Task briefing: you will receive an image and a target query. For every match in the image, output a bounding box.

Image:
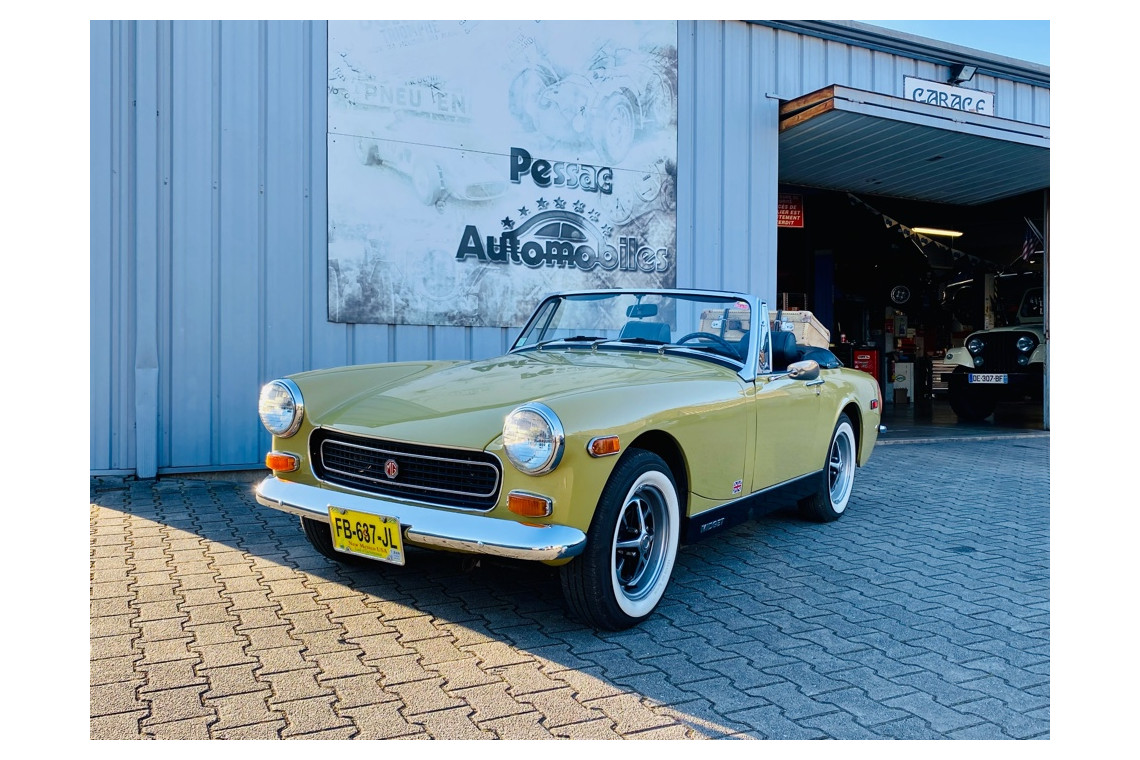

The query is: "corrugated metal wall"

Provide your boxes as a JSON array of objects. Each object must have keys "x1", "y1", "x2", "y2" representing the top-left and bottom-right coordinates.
[{"x1": 89, "y1": 20, "x2": 1049, "y2": 477}]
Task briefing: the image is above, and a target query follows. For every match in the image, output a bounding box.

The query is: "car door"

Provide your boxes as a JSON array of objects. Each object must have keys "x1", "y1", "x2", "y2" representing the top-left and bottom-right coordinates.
[{"x1": 751, "y1": 369, "x2": 824, "y2": 491}]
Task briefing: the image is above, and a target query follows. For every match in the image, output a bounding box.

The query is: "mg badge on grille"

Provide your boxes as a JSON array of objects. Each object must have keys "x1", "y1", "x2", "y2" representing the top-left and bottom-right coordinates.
[{"x1": 384, "y1": 459, "x2": 399, "y2": 479}]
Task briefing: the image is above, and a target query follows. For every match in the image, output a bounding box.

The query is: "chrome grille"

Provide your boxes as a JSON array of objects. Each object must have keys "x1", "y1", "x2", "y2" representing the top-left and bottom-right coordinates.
[{"x1": 311, "y1": 430, "x2": 501, "y2": 510}]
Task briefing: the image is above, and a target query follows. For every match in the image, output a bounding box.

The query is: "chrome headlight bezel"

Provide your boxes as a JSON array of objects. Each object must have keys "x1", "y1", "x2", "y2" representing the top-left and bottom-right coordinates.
[
  {"x1": 966, "y1": 337, "x2": 984, "y2": 354},
  {"x1": 259, "y1": 379, "x2": 305, "y2": 438},
  {"x1": 1016, "y1": 335, "x2": 1036, "y2": 352},
  {"x1": 503, "y1": 402, "x2": 565, "y2": 475}
]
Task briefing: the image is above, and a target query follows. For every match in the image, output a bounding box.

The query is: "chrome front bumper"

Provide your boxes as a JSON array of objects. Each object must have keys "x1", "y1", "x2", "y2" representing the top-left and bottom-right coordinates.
[{"x1": 255, "y1": 476, "x2": 587, "y2": 562}]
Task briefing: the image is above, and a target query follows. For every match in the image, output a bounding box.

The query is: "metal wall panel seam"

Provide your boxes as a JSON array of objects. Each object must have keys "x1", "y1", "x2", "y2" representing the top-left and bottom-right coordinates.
[
  {"x1": 210, "y1": 20, "x2": 223, "y2": 467},
  {"x1": 133, "y1": 21, "x2": 161, "y2": 479},
  {"x1": 675, "y1": 21, "x2": 695, "y2": 291},
  {"x1": 302, "y1": 20, "x2": 314, "y2": 374},
  {"x1": 217, "y1": 21, "x2": 263, "y2": 467},
  {"x1": 258, "y1": 19, "x2": 269, "y2": 452},
  {"x1": 158, "y1": 20, "x2": 174, "y2": 469},
  {"x1": 115, "y1": 20, "x2": 134, "y2": 471},
  {"x1": 751, "y1": 22, "x2": 780, "y2": 307},
  {"x1": 90, "y1": 20, "x2": 114, "y2": 470}
]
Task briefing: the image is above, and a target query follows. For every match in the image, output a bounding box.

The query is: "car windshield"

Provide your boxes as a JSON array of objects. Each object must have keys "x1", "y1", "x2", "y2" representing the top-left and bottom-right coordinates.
[{"x1": 512, "y1": 291, "x2": 753, "y2": 364}]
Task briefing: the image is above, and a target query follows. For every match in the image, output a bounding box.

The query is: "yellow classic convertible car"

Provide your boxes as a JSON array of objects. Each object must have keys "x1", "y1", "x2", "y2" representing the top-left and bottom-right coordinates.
[{"x1": 256, "y1": 289, "x2": 882, "y2": 629}]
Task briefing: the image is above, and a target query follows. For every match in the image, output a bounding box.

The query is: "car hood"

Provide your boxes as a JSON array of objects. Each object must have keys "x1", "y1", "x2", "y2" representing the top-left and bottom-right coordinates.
[{"x1": 295, "y1": 349, "x2": 735, "y2": 449}]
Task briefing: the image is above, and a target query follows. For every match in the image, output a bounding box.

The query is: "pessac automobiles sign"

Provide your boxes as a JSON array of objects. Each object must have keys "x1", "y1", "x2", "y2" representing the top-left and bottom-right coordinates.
[
  {"x1": 455, "y1": 146, "x2": 671, "y2": 275},
  {"x1": 326, "y1": 21, "x2": 678, "y2": 327}
]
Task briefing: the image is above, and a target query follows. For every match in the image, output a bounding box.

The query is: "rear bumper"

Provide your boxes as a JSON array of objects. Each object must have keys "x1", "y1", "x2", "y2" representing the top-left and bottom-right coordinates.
[{"x1": 255, "y1": 476, "x2": 587, "y2": 562}]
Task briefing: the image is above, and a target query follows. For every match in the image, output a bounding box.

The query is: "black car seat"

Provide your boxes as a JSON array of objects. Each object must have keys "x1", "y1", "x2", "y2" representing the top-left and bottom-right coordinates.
[
  {"x1": 771, "y1": 330, "x2": 800, "y2": 371},
  {"x1": 619, "y1": 321, "x2": 671, "y2": 343}
]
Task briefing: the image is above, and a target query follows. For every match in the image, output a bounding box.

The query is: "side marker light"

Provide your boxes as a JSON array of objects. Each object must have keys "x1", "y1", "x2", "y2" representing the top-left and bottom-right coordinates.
[{"x1": 588, "y1": 436, "x2": 621, "y2": 457}]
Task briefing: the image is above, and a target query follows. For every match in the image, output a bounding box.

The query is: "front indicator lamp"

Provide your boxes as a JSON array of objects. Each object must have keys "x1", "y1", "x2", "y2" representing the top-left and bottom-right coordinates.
[
  {"x1": 266, "y1": 451, "x2": 299, "y2": 473},
  {"x1": 508, "y1": 491, "x2": 553, "y2": 517},
  {"x1": 1017, "y1": 355, "x2": 1030, "y2": 366},
  {"x1": 973, "y1": 356, "x2": 984, "y2": 368}
]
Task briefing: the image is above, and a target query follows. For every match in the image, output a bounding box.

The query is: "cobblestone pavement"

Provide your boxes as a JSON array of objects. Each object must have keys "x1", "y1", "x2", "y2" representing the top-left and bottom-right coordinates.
[{"x1": 90, "y1": 437, "x2": 1049, "y2": 739}]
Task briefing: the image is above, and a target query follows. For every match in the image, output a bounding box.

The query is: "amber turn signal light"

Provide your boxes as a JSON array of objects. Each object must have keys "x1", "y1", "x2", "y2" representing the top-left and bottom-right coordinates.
[
  {"x1": 588, "y1": 435, "x2": 620, "y2": 457},
  {"x1": 508, "y1": 491, "x2": 552, "y2": 518},
  {"x1": 266, "y1": 451, "x2": 299, "y2": 473}
]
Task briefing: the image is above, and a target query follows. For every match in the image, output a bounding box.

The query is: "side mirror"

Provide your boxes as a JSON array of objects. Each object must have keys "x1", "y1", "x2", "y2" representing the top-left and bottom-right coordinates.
[{"x1": 787, "y1": 359, "x2": 820, "y2": 381}]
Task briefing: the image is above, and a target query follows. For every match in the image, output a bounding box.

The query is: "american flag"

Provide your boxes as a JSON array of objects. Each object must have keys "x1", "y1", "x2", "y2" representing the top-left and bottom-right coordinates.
[{"x1": 1020, "y1": 226, "x2": 1039, "y2": 261}]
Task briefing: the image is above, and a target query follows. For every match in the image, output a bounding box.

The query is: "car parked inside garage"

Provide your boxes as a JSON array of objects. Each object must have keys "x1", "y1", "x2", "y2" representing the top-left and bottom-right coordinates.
[{"x1": 944, "y1": 286, "x2": 1045, "y2": 421}]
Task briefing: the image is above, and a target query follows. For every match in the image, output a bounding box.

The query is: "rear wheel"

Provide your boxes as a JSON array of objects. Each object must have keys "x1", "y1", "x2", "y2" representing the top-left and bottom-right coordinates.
[
  {"x1": 560, "y1": 449, "x2": 680, "y2": 630},
  {"x1": 799, "y1": 413, "x2": 857, "y2": 522}
]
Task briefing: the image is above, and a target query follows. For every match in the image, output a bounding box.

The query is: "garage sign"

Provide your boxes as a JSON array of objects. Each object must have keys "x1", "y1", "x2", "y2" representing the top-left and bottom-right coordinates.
[{"x1": 903, "y1": 76, "x2": 995, "y2": 116}]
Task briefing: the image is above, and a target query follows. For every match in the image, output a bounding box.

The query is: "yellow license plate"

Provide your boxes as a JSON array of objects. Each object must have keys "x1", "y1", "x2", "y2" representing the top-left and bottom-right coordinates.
[{"x1": 328, "y1": 507, "x2": 405, "y2": 565}]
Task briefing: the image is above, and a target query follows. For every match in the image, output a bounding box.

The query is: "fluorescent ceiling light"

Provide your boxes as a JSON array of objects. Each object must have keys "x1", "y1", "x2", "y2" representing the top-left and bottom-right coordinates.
[{"x1": 911, "y1": 227, "x2": 963, "y2": 238}]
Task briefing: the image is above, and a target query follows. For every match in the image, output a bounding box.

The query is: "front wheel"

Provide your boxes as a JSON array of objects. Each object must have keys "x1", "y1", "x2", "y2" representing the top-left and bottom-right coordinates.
[
  {"x1": 560, "y1": 449, "x2": 680, "y2": 630},
  {"x1": 301, "y1": 516, "x2": 367, "y2": 566},
  {"x1": 798, "y1": 413, "x2": 857, "y2": 522},
  {"x1": 948, "y1": 375, "x2": 996, "y2": 422}
]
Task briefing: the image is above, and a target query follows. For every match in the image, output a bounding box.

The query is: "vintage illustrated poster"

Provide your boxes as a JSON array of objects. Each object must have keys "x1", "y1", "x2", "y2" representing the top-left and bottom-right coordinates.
[{"x1": 327, "y1": 20, "x2": 679, "y2": 326}]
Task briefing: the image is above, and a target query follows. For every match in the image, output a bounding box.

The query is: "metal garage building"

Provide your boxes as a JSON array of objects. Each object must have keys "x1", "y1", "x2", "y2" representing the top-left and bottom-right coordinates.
[{"x1": 90, "y1": 20, "x2": 1050, "y2": 478}]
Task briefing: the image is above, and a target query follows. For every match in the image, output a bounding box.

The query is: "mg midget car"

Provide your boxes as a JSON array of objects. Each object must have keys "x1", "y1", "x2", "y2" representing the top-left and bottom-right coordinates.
[{"x1": 256, "y1": 289, "x2": 882, "y2": 630}]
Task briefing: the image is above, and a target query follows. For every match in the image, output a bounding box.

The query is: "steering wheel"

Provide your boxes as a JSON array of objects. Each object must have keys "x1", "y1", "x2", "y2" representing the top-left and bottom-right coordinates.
[{"x1": 675, "y1": 332, "x2": 738, "y2": 357}]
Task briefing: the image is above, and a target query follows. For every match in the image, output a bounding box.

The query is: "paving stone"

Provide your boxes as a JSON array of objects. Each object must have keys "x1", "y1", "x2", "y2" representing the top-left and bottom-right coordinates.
[
  {"x1": 90, "y1": 711, "x2": 148, "y2": 739},
  {"x1": 90, "y1": 680, "x2": 146, "y2": 716},
  {"x1": 478, "y1": 710, "x2": 555, "y2": 739},
  {"x1": 548, "y1": 717, "x2": 622, "y2": 739},
  {"x1": 143, "y1": 715, "x2": 215, "y2": 739},
  {"x1": 883, "y1": 691, "x2": 984, "y2": 733},
  {"x1": 140, "y1": 685, "x2": 213, "y2": 724},
  {"x1": 322, "y1": 672, "x2": 398, "y2": 709},
  {"x1": 206, "y1": 690, "x2": 285, "y2": 730},
  {"x1": 586, "y1": 692, "x2": 677, "y2": 734},
  {"x1": 275, "y1": 695, "x2": 355, "y2": 737},
  {"x1": 200, "y1": 663, "x2": 270, "y2": 699},
  {"x1": 338, "y1": 702, "x2": 426, "y2": 739},
  {"x1": 138, "y1": 659, "x2": 208, "y2": 692},
  {"x1": 725, "y1": 703, "x2": 828, "y2": 739}
]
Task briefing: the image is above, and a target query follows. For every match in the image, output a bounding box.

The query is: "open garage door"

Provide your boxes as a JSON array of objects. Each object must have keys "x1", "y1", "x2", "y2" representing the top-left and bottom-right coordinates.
[
  {"x1": 778, "y1": 85, "x2": 1048, "y2": 206},
  {"x1": 775, "y1": 85, "x2": 1050, "y2": 429}
]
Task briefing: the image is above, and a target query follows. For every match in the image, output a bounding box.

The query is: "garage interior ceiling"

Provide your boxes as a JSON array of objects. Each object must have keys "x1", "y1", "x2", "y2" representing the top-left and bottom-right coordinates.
[{"x1": 778, "y1": 85, "x2": 1049, "y2": 207}]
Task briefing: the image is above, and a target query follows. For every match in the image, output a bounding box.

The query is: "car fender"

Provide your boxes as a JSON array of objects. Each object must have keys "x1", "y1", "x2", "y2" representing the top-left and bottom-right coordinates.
[{"x1": 943, "y1": 348, "x2": 974, "y2": 369}]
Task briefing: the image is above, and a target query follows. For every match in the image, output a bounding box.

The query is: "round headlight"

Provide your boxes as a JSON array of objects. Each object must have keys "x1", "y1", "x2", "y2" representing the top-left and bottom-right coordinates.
[
  {"x1": 966, "y1": 337, "x2": 984, "y2": 354},
  {"x1": 1016, "y1": 335, "x2": 1035, "y2": 352},
  {"x1": 503, "y1": 403, "x2": 565, "y2": 475},
  {"x1": 259, "y1": 379, "x2": 304, "y2": 438}
]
